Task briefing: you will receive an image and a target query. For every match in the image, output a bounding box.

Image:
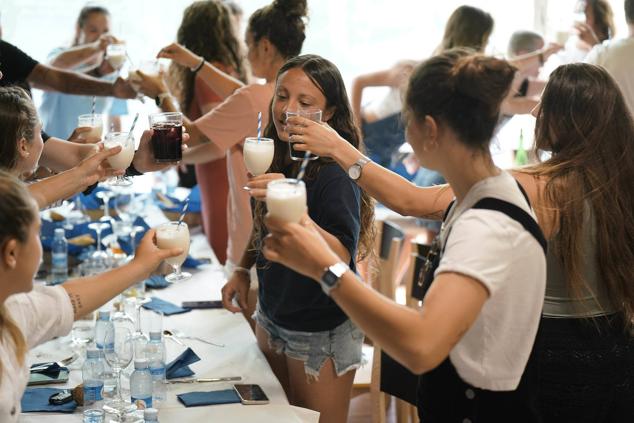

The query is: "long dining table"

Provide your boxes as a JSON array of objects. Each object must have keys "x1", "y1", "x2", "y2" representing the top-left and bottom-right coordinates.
[{"x1": 23, "y1": 207, "x2": 319, "y2": 422}]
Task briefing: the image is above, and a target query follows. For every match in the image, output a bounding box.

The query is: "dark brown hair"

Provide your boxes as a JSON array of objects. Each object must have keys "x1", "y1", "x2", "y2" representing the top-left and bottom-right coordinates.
[
  {"x1": 586, "y1": 0, "x2": 616, "y2": 41},
  {"x1": 73, "y1": 5, "x2": 110, "y2": 46},
  {"x1": 253, "y1": 54, "x2": 375, "y2": 262},
  {"x1": 168, "y1": 0, "x2": 247, "y2": 113},
  {"x1": 248, "y1": 0, "x2": 308, "y2": 59},
  {"x1": 0, "y1": 169, "x2": 36, "y2": 377},
  {"x1": 405, "y1": 48, "x2": 516, "y2": 151},
  {"x1": 0, "y1": 86, "x2": 39, "y2": 172},
  {"x1": 626, "y1": 0, "x2": 634, "y2": 24},
  {"x1": 438, "y1": 5, "x2": 494, "y2": 53},
  {"x1": 525, "y1": 63, "x2": 634, "y2": 325}
]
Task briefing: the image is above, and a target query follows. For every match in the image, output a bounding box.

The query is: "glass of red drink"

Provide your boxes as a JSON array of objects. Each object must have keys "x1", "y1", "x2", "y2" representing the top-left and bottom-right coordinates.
[{"x1": 149, "y1": 112, "x2": 183, "y2": 163}]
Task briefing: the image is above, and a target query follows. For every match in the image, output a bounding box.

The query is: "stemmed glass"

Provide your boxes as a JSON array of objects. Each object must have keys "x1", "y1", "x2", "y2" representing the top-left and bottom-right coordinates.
[
  {"x1": 104, "y1": 132, "x2": 135, "y2": 187},
  {"x1": 156, "y1": 221, "x2": 191, "y2": 282},
  {"x1": 87, "y1": 222, "x2": 110, "y2": 269},
  {"x1": 103, "y1": 325, "x2": 135, "y2": 418},
  {"x1": 123, "y1": 297, "x2": 149, "y2": 357},
  {"x1": 97, "y1": 191, "x2": 116, "y2": 221}
]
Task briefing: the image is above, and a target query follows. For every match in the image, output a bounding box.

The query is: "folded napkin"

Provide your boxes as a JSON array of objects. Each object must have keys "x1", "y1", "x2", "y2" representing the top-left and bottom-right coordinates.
[
  {"x1": 80, "y1": 187, "x2": 115, "y2": 210},
  {"x1": 157, "y1": 185, "x2": 202, "y2": 213},
  {"x1": 144, "y1": 275, "x2": 170, "y2": 289},
  {"x1": 40, "y1": 220, "x2": 112, "y2": 256},
  {"x1": 166, "y1": 348, "x2": 201, "y2": 379},
  {"x1": 143, "y1": 297, "x2": 191, "y2": 315},
  {"x1": 177, "y1": 389, "x2": 240, "y2": 407},
  {"x1": 183, "y1": 256, "x2": 205, "y2": 269},
  {"x1": 21, "y1": 388, "x2": 77, "y2": 413},
  {"x1": 29, "y1": 362, "x2": 66, "y2": 378}
]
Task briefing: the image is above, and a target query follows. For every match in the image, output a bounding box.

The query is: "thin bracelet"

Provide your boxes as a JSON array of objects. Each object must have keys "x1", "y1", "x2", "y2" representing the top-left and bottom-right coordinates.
[
  {"x1": 191, "y1": 57, "x2": 205, "y2": 74},
  {"x1": 233, "y1": 266, "x2": 251, "y2": 276}
]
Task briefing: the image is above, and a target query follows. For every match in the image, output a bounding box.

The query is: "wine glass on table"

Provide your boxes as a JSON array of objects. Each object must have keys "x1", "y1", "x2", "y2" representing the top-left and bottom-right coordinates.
[{"x1": 103, "y1": 325, "x2": 135, "y2": 419}]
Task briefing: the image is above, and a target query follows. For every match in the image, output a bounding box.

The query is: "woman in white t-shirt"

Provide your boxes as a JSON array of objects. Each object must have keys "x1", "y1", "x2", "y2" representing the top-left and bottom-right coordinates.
[
  {"x1": 259, "y1": 49, "x2": 547, "y2": 422},
  {"x1": 0, "y1": 170, "x2": 182, "y2": 422}
]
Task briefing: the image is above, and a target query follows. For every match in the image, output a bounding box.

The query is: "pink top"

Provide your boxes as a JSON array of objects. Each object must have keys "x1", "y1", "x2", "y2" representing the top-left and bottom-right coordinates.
[{"x1": 194, "y1": 82, "x2": 274, "y2": 264}]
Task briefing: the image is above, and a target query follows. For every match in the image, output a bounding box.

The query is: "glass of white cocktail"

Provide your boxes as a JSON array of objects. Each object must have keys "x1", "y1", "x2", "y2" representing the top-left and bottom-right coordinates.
[
  {"x1": 156, "y1": 221, "x2": 191, "y2": 282},
  {"x1": 103, "y1": 132, "x2": 135, "y2": 187},
  {"x1": 266, "y1": 178, "x2": 307, "y2": 223}
]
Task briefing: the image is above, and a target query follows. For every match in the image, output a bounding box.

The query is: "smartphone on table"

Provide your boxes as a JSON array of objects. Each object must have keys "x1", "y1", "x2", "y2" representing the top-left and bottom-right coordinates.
[
  {"x1": 233, "y1": 384, "x2": 269, "y2": 405},
  {"x1": 181, "y1": 300, "x2": 223, "y2": 309}
]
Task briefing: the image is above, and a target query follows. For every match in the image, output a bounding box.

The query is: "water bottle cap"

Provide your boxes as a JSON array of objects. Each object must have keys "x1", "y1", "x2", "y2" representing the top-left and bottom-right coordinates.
[
  {"x1": 149, "y1": 331, "x2": 162, "y2": 341},
  {"x1": 86, "y1": 349, "x2": 100, "y2": 359},
  {"x1": 134, "y1": 358, "x2": 149, "y2": 369},
  {"x1": 144, "y1": 408, "x2": 159, "y2": 419},
  {"x1": 97, "y1": 310, "x2": 110, "y2": 320},
  {"x1": 54, "y1": 228, "x2": 65, "y2": 237}
]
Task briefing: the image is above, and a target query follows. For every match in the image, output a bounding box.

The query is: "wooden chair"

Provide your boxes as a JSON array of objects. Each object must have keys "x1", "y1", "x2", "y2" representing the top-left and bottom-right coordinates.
[{"x1": 352, "y1": 221, "x2": 405, "y2": 422}]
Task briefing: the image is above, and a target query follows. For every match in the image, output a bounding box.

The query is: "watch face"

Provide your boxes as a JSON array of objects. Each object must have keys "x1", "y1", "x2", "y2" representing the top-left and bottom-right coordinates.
[
  {"x1": 348, "y1": 164, "x2": 361, "y2": 180},
  {"x1": 322, "y1": 271, "x2": 339, "y2": 287}
]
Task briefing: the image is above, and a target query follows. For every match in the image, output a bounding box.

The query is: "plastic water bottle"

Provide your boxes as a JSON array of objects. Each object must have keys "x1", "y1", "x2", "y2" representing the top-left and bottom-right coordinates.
[
  {"x1": 145, "y1": 332, "x2": 166, "y2": 404},
  {"x1": 130, "y1": 359, "x2": 153, "y2": 409},
  {"x1": 51, "y1": 228, "x2": 68, "y2": 285},
  {"x1": 94, "y1": 310, "x2": 114, "y2": 350},
  {"x1": 144, "y1": 408, "x2": 159, "y2": 422},
  {"x1": 82, "y1": 349, "x2": 105, "y2": 406}
]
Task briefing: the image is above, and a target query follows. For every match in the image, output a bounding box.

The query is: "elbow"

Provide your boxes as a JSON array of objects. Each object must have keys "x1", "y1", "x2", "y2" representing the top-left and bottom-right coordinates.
[{"x1": 402, "y1": 344, "x2": 444, "y2": 375}]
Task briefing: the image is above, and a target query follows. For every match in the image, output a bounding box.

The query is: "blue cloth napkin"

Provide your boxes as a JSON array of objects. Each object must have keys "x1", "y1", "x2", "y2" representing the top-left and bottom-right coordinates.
[
  {"x1": 177, "y1": 389, "x2": 240, "y2": 407},
  {"x1": 40, "y1": 219, "x2": 113, "y2": 256},
  {"x1": 143, "y1": 297, "x2": 191, "y2": 316},
  {"x1": 21, "y1": 388, "x2": 77, "y2": 413},
  {"x1": 29, "y1": 362, "x2": 66, "y2": 378},
  {"x1": 144, "y1": 275, "x2": 170, "y2": 289},
  {"x1": 80, "y1": 186, "x2": 115, "y2": 210},
  {"x1": 183, "y1": 256, "x2": 204, "y2": 268},
  {"x1": 166, "y1": 348, "x2": 201, "y2": 379},
  {"x1": 156, "y1": 186, "x2": 202, "y2": 213}
]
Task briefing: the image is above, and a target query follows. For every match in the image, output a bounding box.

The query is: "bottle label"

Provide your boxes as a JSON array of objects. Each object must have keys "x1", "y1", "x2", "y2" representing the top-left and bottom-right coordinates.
[
  {"x1": 131, "y1": 396, "x2": 152, "y2": 409},
  {"x1": 52, "y1": 252, "x2": 68, "y2": 268},
  {"x1": 150, "y1": 365, "x2": 165, "y2": 379},
  {"x1": 96, "y1": 341, "x2": 114, "y2": 350},
  {"x1": 83, "y1": 382, "x2": 104, "y2": 402}
]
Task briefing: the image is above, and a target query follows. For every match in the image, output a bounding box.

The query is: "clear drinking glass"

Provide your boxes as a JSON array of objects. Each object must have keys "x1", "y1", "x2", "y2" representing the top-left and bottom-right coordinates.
[
  {"x1": 156, "y1": 221, "x2": 191, "y2": 282},
  {"x1": 78, "y1": 114, "x2": 104, "y2": 142},
  {"x1": 106, "y1": 44, "x2": 127, "y2": 70},
  {"x1": 266, "y1": 179, "x2": 307, "y2": 223},
  {"x1": 87, "y1": 222, "x2": 110, "y2": 268},
  {"x1": 285, "y1": 108, "x2": 322, "y2": 161},
  {"x1": 103, "y1": 325, "x2": 135, "y2": 418},
  {"x1": 104, "y1": 132, "x2": 135, "y2": 187},
  {"x1": 96, "y1": 191, "x2": 116, "y2": 222}
]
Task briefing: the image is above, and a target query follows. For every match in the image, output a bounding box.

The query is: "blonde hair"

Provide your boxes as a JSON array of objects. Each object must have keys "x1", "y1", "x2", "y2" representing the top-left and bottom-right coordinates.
[{"x1": 0, "y1": 169, "x2": 35, "y2": 378}]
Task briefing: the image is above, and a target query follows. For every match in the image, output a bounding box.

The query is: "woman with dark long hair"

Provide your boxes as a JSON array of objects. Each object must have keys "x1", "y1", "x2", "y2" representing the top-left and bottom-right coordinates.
[{"x1": 226, "y1": 54, "x2": 375, "y2": 422}]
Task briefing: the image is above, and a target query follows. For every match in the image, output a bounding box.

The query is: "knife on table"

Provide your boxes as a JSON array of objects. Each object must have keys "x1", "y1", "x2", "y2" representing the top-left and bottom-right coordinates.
[{"x1": 166, "y1": 376, "x2": 242, "y2": 384}]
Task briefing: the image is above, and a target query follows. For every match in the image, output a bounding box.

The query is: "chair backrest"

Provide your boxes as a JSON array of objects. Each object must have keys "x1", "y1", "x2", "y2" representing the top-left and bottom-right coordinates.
[
  {"x1": 372, "y1": 220, "x2": 405, "y2": 298},
  {"x1": 405, "y1": 240, "x2": 431, "y2": 306}
]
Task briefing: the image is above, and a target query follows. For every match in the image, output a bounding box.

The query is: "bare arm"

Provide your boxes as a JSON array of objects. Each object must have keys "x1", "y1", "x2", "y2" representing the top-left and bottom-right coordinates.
[
  {"x1": 28, "y1": 146, "x2": 123, "y2": 209},
  {"x1": 39, "y1": 137, "x2": 98, "y2": 172},
  {"x1": 49, "y1": 44, "x2": 102, "y2": 69},
  {"x1": 63, "y1": 229, "x2": 181, "y2": 319},
  {"x1": 157, "y1": 42, "x2": 244, "y2": 100},
  {"x1": 263, "y1": 217, "x2": 488, "y2": 374},
  {"x1": 27, "y1": 63, "x2": 135, "y2": 98}
]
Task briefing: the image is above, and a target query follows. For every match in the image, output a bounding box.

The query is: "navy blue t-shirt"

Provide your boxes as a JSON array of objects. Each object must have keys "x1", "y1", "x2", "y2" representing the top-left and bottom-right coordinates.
[{"x1": 256, "y1": 162, "x2": 361, "y2": 332}]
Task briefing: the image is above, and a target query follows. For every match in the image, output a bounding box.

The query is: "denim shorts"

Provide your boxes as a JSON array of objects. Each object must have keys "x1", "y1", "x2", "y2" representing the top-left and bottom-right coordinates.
[{"x1": 254, "y1": 306, "x2": 365, "y2": 380}]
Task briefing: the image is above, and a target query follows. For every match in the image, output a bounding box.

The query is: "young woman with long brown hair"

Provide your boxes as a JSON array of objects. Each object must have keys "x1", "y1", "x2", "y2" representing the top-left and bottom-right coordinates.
[
  {"x1": 273, "y1": 59, "x2": 634, "y2": 421},
  {"x1": 223, "y1": 54, "x2": 375, "y2": 422}
]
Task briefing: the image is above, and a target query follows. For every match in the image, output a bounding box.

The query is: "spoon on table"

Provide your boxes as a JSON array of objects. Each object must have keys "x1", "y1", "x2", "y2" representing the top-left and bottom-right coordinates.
[
  {"x1": 162, "y1": 330, "x2": 186, "y2": 346},
  {"x1": 164, "y1": 329, "x2": 225, "y2": 348}
]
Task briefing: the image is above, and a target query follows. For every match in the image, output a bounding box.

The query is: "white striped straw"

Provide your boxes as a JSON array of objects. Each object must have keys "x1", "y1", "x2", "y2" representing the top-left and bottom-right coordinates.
[
  {"x1": 296, "y1": 151, "x2": 311, "y2": 180},
  {"x1": 257, "y1": 111, "x2": 262, "y2": 142},
  {"x1": 91, "y1": 96, "x2": 96, "y2": 116}
]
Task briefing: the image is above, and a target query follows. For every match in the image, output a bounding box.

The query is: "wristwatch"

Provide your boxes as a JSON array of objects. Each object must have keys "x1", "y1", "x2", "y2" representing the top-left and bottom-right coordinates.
[
  {"x1": 348, "y1": 156, "x2": 370, "y2": 181},
  {"x1": 319, "y1": 262, "x2": 349, "y2": 296}
]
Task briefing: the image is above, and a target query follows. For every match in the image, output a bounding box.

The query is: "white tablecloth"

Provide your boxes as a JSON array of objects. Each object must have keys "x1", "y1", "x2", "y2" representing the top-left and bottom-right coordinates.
[{"x1": 22, "y1": 233, "x2": 318, "y2": 423}]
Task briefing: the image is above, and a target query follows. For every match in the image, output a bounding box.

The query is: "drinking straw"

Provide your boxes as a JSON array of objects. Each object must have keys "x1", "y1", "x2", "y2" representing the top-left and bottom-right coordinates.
[
  {"x1": 257, "y1": 111, "x2": 262, "y2": 142},
  {"x1": 127, "y1": 113, "x2": 140, "y2": 140},
  {"x1": 296, "y1": 151, "x2": 311, "y2": 180},
  {"x1": 177, "y1": 198, "x2": 190, "y2": 227},
  {"x1": 91, "y1": 96, "x2": 96, "y2": 116}
]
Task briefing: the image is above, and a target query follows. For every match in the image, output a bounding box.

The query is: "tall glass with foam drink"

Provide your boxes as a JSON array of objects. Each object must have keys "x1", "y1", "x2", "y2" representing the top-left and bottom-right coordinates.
[
  {"x1": 106, "y1": 44, "x2": 127, "y2": 70},
  {"x1": 78, "y1": 114, "x2": 104, "y2": 142},
  {"x1": 266, "y1": 179, "x2": 307, "y2": 223},
  {"x1": 103, "y1": 132, "x2": 135, "y2": 186},
  {"x1": 243, "y1": 137, "x2": 274, "y2": 176},
  {"x1": 156, "y1": 221, "x2": 191, "y2": 282}
]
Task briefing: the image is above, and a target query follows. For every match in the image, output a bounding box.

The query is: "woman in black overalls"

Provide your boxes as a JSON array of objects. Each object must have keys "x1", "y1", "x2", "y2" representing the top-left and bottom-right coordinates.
[{"x1": 261, "y1": 48, "x2": 548, "y2": 423}]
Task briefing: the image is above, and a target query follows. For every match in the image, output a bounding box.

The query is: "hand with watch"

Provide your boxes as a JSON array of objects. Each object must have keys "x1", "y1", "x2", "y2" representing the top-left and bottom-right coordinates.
[{"x1": 262, "y1": 214, "x2": 351, "y2": 295}]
